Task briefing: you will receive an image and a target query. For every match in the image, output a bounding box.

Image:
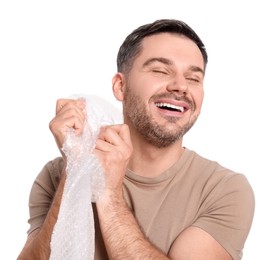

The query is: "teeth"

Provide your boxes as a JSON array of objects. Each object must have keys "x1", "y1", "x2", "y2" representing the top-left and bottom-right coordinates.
[{"x1": 155, "y1": 102, "x2": 184, "y2": 112}]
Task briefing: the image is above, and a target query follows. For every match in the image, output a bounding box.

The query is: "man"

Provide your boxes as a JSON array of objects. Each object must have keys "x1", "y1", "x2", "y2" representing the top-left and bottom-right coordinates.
[{"x1": 18, "y1": 19, "x2": 255, "y2": 259}]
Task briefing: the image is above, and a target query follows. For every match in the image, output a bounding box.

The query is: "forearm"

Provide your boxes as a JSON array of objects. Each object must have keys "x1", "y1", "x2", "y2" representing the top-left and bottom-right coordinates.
[
  {"x1": 96, "y1": 190, "x2": 169, "y2": 260},
  {"x1": 17, "y1": 171, "x2": 66, "y2": 260}
]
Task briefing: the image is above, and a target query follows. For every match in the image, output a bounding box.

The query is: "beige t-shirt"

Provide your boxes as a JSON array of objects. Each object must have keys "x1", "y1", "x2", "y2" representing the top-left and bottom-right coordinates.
[{"x1": 27, "y1": 148, "x2": 255, "y2": 260}]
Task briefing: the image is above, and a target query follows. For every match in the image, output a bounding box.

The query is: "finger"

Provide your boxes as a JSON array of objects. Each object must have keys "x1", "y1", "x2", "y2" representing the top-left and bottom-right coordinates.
[
  {"x1": 97, "y1": 127, "x2": 124, "y2": 146},
  {"x1": 55, "y1": 99, "x2": 86, "y2": 126},
  {"x1": 94, "y1": 139, "x2": 114, "y2": 152},
  {"x1": 56, "y1": 106, "x2": 86, "y2": 125},
  {"x1": 49, "y1": 113, "x2": 85, "y2": 141},
  {"x1": 56, "y1": 99, "x2": 73, "y2": 114},
  {"x1": 56, "y1": 98, "x2": 85, "y2": 115},
  {"x1": 116, "y1": 124, "x2": 132, "y2": 147},
  {"x1": 63, "y1": 115, "x2": 85, "y2": 135},
  {"x1": 49, "y1": 103, "x2": 87, "y2": 144},
  {"x1": 98, "y1": 124, "x2": 132, "y2": 147}
]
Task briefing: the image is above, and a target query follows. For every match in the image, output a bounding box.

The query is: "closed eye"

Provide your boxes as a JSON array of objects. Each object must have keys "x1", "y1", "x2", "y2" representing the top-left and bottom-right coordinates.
[
  {"x1": 152, "y1": 69, "x2": 168, "y2": 75},
  {"x1": 187, "y1": 77, "x2": 200, "y2": 82}
]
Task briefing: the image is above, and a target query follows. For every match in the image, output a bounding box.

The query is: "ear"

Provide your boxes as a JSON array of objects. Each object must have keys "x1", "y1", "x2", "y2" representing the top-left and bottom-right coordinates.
[{"x1": 112, "y1": 73, "x2": 125, "y2": 101}]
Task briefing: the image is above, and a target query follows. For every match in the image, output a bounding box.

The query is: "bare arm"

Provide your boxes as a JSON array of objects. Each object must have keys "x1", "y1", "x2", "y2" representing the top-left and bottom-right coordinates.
[
  {"x1": 18, "y1": 99, "x2": 86, "y2": 259},
  {"x1": 168, "y1": 226, "x2": 232, "y2": 260},
  {"x1": 97, "y1": 193, "x2": 232, "y2": 260},
  {"x1": 95, "y1": 124, "x2": 168, "y2": 259},
  {"x1": 96, "y1": 187, "x2": 168, "y2": 259},
  {"x1": 17, "y1": 171, "x2": 66, "y2": 260},
  {"x1": 94, "y1": 124, "x2": 232, "y2": 260}
]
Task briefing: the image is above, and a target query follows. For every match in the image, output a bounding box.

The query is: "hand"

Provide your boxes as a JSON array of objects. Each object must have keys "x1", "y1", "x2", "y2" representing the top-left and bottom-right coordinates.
[
  {"x1": 49, "y1": 98, "x2": 86, "y2": 157},
  {"x1": 93, "y1": 124, "x2": 133, "y2": 197}
]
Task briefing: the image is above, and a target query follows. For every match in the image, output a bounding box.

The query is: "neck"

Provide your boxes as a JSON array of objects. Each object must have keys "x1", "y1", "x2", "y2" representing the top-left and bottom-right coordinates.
[{"x1": 128, "y1": 137, "x2": 184, "y2": 177}]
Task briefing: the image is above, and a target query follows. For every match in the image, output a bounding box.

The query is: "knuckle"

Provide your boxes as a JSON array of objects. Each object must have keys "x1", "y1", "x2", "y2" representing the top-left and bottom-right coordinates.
[
  {"x1": 104, "y1": 150, "x2": 125, "y2": 165},
  {"x1": 49, "y1": 119, "x2": 56, "y2": 131},
  {"x1": 105, "y1": 127, "x2": 113, "y2": 135},
  {"x1": 113, "y1": 151, "x2": 125, "y2": 161},
  {"x1": 121, "y1": 123, "x2": 129, "y2": 131}
]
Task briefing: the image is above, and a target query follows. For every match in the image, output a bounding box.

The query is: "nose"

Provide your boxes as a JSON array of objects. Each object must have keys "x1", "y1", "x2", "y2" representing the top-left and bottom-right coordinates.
[{"x1": 166, "y1": 75, "x2": 188, "y2": 94}]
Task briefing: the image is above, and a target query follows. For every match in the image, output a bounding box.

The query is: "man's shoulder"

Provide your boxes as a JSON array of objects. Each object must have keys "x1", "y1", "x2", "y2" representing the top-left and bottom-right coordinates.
[
  {"x1": 35, "y1": 156, "x2": 64, "y2": 190},
  {"x1": 184, "y1": 148, "x2": 252, "y2": 189}
]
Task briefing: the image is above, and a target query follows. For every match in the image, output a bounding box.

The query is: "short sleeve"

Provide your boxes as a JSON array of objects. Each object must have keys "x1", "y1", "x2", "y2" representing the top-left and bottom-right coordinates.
[
  {"x1": 27, "y1": 157, "x2": 64, "y2": 235},
  {"x1": 192, "y1": 173, "x2": 255, "y2": 260}
]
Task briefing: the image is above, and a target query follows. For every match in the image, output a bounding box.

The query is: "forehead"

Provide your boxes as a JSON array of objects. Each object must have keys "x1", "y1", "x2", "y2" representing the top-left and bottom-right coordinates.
[{"x1": 137, "y1": 33, "x2": 204, "y2": 69}]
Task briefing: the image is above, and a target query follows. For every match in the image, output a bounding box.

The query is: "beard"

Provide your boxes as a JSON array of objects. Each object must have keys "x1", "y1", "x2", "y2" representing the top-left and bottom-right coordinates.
[{"x1": 123, "y1": 87, "x2": 199, "y2": 148}]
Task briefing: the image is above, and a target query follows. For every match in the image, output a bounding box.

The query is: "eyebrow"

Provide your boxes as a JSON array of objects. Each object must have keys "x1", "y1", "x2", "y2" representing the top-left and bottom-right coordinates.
[
  {"x1": 189, "y1": 65, "x2": 205, "y2": 75},
  {"x1": 142, "y1": 57, "x2": 173, "y2": 67},
  {"x1": 142, "y1": 57, "x2": 204, "y2": 75}
]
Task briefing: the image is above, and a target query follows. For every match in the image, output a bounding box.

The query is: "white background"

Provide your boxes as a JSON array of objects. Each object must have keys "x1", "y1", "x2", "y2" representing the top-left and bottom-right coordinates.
[{"x1": 1, "y1": 1, "x2": 276, "y2": 259}]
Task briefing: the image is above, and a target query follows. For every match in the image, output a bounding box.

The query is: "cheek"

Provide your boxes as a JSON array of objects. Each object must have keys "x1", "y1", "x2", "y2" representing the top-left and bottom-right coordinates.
[
  {"x1": 128, "y1": 77, "x2": 157, "y2": 99},
  {"x1": 193, "y1": 88, "x2": 204, "y2": 111},
  {"x1": 131, "y1": 70, "x2": 167, "y2": 93}
]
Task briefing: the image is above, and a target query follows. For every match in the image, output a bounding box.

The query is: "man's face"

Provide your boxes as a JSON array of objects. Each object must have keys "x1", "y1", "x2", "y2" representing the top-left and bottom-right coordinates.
[{"x1": 122, "y1": 33, "x2": 205, "y2": 148}]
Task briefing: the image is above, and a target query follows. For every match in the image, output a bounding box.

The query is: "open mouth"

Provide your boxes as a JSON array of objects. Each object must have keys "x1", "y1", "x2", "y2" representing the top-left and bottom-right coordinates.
[{"x1": 155, "y1": 102, "x2": 186, "y2": 113}]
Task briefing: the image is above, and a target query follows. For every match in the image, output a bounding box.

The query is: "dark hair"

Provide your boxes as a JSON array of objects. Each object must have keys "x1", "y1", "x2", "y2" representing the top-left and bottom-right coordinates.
[{"x1": 117, "y1": 19, "x2": 208, "y2": 74}]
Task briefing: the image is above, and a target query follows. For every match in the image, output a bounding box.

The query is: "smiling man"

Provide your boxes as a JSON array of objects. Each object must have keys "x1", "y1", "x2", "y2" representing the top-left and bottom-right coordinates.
[
  {"x1": 18, "y1": 19, "x2": 255, "y2": 260},
  {"x1": 119, "y1": 33, "x2": 204, "y2": 149}
]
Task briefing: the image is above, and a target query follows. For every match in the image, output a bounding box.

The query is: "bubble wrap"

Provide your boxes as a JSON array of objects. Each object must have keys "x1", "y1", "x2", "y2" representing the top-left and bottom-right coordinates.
[{"x1": 50, "y1": 95, "x2": 122, "y2": 260}]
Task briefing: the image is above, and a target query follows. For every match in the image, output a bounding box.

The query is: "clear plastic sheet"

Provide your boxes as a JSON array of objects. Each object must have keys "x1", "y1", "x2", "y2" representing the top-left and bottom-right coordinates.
[{"x1": 50, "y1": 95, "x2": 122, "y2": 260}]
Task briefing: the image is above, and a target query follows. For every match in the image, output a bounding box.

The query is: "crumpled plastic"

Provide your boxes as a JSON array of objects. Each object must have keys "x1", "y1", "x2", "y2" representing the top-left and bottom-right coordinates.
[{"x1": 50, "y1": 95, "x2": 122, "y2": 260}]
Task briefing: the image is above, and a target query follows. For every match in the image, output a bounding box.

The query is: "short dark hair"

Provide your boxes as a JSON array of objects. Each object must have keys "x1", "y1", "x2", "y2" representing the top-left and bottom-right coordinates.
[{"x1": 117, "y1": 19, "x2": 208, "y2": 74}]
